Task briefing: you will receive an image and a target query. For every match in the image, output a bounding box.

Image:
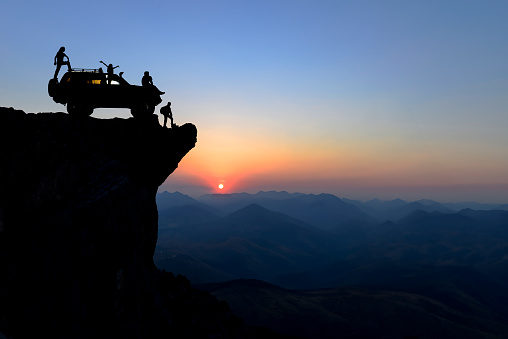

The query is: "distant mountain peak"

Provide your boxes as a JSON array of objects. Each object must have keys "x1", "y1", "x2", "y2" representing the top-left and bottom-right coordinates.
[
  {"x1": 398, "y1": 209, "x2": 430, "y2": 222},
  {"x1": 159, "y1": 190, "x2": 186, "y2": 197},
  {"x1": 244, "y1": 202, "x2": 264, "y2": 209},
  {"x1": 416, "y1": 199, "x2": 440, "y2": 205},
  {"x1": 223, "y1": 203, "x2": 310, "y2": 228},
  {"x1": 380, "y1": 220, "x2": 397, "y2": 227},
  {"x1": 255, "y1": 190, "x2": 289, "y2": 195},
  {"x1": 229, "y1": 203, "x2": 278, "y2": 217}
]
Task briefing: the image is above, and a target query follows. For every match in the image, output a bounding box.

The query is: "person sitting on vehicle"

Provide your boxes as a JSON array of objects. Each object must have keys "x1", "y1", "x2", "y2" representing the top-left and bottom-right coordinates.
[
  {"x1": 54, "y1": 46, "x2": 71, "y2": 79},
  {"x1": 160, "y1": 101, "x2": 174, "y2": 128},
  {"x1": 100, "y1": 61, "x2": 119, "y2": 84},
  {"x1": 98, "y1": 67, "x2": 106, "y2": 85},
  {"x1": 142, "y1": 71, "x2": 165, "y2": 95}
]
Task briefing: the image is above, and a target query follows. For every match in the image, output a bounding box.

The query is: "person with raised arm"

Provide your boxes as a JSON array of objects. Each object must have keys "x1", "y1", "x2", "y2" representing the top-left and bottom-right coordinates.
[
  {"x1": 100, "y1": 61, "x2": 119, "y2": 84},
  {"x1": 54, "y1": 46, "x2": 71, "y2": 79}
]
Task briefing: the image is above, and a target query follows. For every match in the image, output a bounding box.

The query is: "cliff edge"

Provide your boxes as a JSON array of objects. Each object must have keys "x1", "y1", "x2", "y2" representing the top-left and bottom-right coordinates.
[{"x1": 0, "y1": 107, "x2": 242, "y2": 338}]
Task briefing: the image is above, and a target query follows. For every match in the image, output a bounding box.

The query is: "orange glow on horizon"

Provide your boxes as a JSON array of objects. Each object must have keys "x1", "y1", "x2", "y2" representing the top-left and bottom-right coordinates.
[{"x1": 167, "y1": 123, "x2": 508, "y2": 197}]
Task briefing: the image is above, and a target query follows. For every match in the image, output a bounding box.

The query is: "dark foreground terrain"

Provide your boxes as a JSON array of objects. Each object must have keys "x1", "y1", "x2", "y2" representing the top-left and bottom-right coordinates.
[
  {"x1": 0, "y1": 107, "x2": 249, "y2": 338},
  {"x1": 202, "y1": 279, "x2": 508, "y2": 339}
]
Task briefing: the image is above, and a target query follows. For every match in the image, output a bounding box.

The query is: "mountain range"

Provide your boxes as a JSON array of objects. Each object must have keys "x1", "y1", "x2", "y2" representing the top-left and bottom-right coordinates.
[
  {"x1": 155, "y1": 190, "x2": 508, "y2": 338},
  {"x1": 158, "y1": 190, "x2": 508, "y2": 228}
]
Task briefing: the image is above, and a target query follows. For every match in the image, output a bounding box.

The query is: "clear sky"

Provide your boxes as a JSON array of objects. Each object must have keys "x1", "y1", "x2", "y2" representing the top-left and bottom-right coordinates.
[{"x1": 2, "y1": 0, "x2": 508, "y2": 203}]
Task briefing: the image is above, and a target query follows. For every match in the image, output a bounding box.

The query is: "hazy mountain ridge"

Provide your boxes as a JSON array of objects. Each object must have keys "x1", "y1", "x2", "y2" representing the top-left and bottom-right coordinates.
[
  {"x1": 155, "y1": 190, "x2": 508, "y2": 338},
  {"x1": 158, "y1": 205, "x2": 220, "y2": 229},
  {"x1": 196, "y1": 191, "x2": 371, "y2": 229},
  {"x1": 160, "y1": 190, "x2": 508, "y2": 226},
  {"x1": 157, "y1": 203, "x2": 338, "y2": 283},
  {"x1": 156, "y1": 191, "x2": 508, "y2": 286}
]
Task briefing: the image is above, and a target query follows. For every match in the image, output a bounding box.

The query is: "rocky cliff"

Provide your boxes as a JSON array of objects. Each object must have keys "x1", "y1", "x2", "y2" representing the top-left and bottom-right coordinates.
[{"x1": 0, "y1": 107, "x2": 243, "y2": 338}]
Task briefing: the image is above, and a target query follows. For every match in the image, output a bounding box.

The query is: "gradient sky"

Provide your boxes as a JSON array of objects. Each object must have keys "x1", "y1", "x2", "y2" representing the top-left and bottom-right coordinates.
[{"x1": 2, "y1": 0, "x2": 508, "y2": 203}]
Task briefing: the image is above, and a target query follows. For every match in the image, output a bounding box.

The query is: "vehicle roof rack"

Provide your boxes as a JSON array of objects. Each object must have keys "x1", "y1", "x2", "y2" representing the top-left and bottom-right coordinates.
[{"x1": 70, "y1": 68, "x2": 100, "y2": 73}]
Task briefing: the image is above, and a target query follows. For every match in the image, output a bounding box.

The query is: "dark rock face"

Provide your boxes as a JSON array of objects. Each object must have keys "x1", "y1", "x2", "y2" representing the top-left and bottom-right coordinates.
[{"x1": 0, "y1": 107, "x2": 242, "y2": 338}]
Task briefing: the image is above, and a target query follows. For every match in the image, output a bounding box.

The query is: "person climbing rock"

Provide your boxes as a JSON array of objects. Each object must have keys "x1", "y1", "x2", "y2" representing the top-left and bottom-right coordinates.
[{"x1": 160, "y1": 101, "x2": 174, "y2": 128}]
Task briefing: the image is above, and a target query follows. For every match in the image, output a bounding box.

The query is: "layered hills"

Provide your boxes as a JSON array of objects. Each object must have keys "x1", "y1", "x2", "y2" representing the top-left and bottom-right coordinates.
[
  {"x1": 156, "y1": 191, "x2": 508, "y2": 338},
  {"x1": 202, "y1": 279, "x2": 507, "y2": 339}
]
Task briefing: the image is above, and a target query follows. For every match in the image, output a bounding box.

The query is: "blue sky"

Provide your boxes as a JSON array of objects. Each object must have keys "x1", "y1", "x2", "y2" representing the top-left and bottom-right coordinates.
[{"x1": 2, "y1": 0, "x2": 508, "y2": 202}]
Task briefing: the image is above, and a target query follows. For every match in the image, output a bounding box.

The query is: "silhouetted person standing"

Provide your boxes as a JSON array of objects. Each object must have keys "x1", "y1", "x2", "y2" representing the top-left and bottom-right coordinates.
[
  {"x1": 54, "y1": 47, "x2": 71, "y2": 79},
  {"x1": 100, "y1": 61, "x2": 119, "y2": 84},
  {"x1": 160, "y1": 102, "x2": 174, "y2": 128},
  {"x1": 142, "y1": 71, "x2": 164, "y2": 95}
]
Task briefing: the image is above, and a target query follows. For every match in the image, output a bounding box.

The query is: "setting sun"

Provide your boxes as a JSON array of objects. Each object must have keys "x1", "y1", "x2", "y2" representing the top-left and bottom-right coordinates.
[{"x1": 218, "y1": 183, "x2": 224, "y2": 190}]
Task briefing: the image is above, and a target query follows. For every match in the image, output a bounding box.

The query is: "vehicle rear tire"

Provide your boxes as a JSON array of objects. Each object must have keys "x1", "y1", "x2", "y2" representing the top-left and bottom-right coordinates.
[{"x1": 131, "y1": 102, "x2": 154, "y2": 118}]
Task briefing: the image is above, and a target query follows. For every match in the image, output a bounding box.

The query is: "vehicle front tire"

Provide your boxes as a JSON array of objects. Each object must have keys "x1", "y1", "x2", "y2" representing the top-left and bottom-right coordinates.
[
  {"x1": 48, "y1": 78, "x2": 58, "y2": 97},
  {"x1": 67, "y1": 103, "x2": 94, "y2": 117}
]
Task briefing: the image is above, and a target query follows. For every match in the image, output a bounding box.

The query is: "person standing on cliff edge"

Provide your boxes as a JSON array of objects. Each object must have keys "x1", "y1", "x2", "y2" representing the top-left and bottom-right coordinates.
[{"x1": 54, "y1": 47, "x2": 71, "y2": 79}]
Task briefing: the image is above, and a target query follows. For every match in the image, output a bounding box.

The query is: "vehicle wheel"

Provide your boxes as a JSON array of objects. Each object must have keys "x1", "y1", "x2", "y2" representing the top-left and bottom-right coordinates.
[
  {"x1": 67, "y1": 103, "x2": 77, "y2": 115},
  {"x1": 67, "y1": 103, "x2": 93, "y2": 117},
  {"x1": 82, "y1": 106, "x2": 94, "y2": 116},
  {"x1": 48, "y1": 78, "x2": 58, "y2": 97},
  {"x1": 131, "y1": 102, "x2": 153, "y2": 118},
  {"x1": 130, "y1": 107, "x2": 141, "y2": 118}
]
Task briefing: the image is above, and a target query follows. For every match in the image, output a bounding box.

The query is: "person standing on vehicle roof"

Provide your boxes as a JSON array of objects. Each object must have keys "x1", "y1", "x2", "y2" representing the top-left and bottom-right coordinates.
[
  {"x1": 100, "y1": 61, "x2": 119, "y2": 84},
  {"x1": 54, "y1": 46, "x2": 71, "y2": 79}
]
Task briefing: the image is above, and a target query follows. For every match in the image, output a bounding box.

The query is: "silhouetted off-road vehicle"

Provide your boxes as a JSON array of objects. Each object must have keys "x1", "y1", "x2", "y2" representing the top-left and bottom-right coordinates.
[{"x1": 48, "y1": 69, "x2": 162, "y2": 117}]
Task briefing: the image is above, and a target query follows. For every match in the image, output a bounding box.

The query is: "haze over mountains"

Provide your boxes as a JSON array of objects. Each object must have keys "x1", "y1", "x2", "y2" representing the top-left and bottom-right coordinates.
[
  {"x1": 156, "y1": 190, "x2": 508, "y2": 234},
  {"x1": 155, "y1": 190, "x2": 508, "y2": 338}
]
